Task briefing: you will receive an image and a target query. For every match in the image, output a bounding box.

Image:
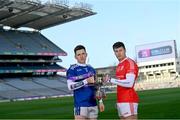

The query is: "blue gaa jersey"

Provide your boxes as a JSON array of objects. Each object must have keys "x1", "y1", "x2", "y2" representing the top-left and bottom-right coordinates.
[{"x1": 66, "y1": 64, "x2": 97, "y2": 107}]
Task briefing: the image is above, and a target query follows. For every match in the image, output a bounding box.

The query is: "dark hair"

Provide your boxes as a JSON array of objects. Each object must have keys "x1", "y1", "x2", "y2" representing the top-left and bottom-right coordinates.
[
  {"x1": 112, "y1": 42, "x2": 126, "y2": 50},
  {"x1": 74, "y1": 45, "x2": 86, "y2": 54}
]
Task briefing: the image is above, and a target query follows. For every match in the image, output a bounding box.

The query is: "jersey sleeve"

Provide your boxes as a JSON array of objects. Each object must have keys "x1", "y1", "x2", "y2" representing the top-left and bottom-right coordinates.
[
  {"x1": 66, "y1": 65, "x2": 88, "y2": 91},
  {"x1": 126, "y1": 60, "x2": 137, "y2": 74},
  {"x1": 66, "y1": 65, "x2": 76, "y2": 81}
]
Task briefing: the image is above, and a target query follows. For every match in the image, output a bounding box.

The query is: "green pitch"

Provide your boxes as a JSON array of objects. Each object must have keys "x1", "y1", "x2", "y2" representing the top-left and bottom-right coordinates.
[{"x1": 0, "y1": 87, "x2": 180, "y2": 119}]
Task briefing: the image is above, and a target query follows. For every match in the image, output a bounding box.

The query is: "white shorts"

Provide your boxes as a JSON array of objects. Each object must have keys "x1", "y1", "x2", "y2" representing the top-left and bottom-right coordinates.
[
  {"x1": 74, "y1": 106, "x2": 98, "y2": 118},
  {"x1": 117, "y1": 102, "x2": 138, "y2": 118}
]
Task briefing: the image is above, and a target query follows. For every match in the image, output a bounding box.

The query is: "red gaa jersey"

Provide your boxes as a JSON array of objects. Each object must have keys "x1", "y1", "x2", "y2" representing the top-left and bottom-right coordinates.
[{"x1": 116, "y1": 57, "x2": 139, "y2": 103}]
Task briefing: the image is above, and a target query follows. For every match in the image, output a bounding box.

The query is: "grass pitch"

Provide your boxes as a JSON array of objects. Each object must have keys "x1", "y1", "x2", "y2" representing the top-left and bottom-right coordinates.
[{"x1": 0, "y1": 87, "x2": 180, "y2": 119}]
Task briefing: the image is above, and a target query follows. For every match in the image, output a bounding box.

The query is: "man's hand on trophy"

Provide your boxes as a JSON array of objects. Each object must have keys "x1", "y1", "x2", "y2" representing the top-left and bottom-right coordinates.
[
  {"x1": 102, "y1": 74, "x2": 111, "y2": 83},
  {"x1": 86, "y1": 76, "x2": 95, "y2": 84}
]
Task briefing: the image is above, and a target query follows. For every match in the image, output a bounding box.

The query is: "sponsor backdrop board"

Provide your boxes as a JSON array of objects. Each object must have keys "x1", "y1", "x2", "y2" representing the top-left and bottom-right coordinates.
[{"x1": 135, "y1": 40, "x2": 177, "y2": 63}]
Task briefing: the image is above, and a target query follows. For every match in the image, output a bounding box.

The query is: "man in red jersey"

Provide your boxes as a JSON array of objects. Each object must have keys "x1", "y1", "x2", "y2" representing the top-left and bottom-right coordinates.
[{"x1": 103, "y1": 42, "x2": 139, "y2": 120}]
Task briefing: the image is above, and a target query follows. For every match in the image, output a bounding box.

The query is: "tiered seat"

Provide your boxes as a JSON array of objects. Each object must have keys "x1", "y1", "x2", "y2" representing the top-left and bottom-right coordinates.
[
  {"x1": 0, "y1": 30, "x2": 66, "y2": 55},
  {"x1": 0, "y1": 76, "x2": 70, "y2": 100}
]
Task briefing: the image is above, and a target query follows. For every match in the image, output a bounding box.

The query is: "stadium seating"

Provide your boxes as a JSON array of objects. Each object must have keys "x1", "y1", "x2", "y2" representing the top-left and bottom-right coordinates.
[
  {"x1": 0, "y1": 29, "x2": 66, "y2": 55},
  {"x1": 0, "y1": 29, "x2": 69, "y2": 101},
  {"x1": 0, "y1": 76, "x2": 71, "y2": 100},
  {"x1": 0, "y1": 0, "x2": 96, "y2": 101},
  {"x1": 135, "y1": 76, "x2": 180, "y2": 91}
]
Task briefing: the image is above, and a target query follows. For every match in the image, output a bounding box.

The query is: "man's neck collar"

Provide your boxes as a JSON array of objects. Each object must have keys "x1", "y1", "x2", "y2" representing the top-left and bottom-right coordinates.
[
  {"x1": 119, "y1": 57, "x2": 128, "y2": 63},
  {"x1": 77, "y1": 63, "x2": 87, "y2": 66}
]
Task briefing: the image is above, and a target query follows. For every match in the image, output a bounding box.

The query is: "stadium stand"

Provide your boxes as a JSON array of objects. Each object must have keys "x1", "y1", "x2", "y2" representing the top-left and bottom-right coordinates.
[
  {"x1": 134, "y1": 76, "x2": 180, "y2": 91},
  {"x1": 0, "y1": 0, "x2": 96, "y2": 101},
  {"x1": 0, "y1": 29, "x2": 66, "y2": 55},
  {"x1": 0, "y1": 80, "x2": 36, "y2": 99}
]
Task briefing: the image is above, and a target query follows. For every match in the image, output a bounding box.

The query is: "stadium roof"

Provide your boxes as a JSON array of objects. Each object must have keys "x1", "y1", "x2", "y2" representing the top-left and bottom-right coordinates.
[{"x1": 0, "y1": 0, "x2": 96, "y2": 30}]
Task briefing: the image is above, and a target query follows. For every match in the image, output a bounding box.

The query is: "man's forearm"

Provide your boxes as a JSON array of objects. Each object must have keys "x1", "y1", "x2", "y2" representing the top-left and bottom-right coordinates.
[
  {"x1": 110, "y1": 73, "x2": 135, "y2": 88},
  {"x1": 67, "y1": 79, "x2": 88, "y2": 90}
]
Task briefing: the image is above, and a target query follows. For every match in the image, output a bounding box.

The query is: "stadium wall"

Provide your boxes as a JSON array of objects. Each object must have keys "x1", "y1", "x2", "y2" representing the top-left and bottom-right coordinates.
[{"x1": 136, "y1": 40, "x2": 179, "y2": 82}]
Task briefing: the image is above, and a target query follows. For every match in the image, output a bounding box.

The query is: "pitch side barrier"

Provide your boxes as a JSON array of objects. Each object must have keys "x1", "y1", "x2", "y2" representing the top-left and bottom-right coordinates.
[
  {"x1": 10, "y1": 94, "x2": 73, "y2": 102},
  {"x1": 0, "y1": 92, "x2": 117, "y2": 102}
]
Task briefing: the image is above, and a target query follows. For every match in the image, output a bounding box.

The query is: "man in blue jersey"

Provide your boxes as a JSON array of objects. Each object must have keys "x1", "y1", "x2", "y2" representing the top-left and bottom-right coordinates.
[{"x1": 66, "y1": 45, "x2": 104, "y2": 120}]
